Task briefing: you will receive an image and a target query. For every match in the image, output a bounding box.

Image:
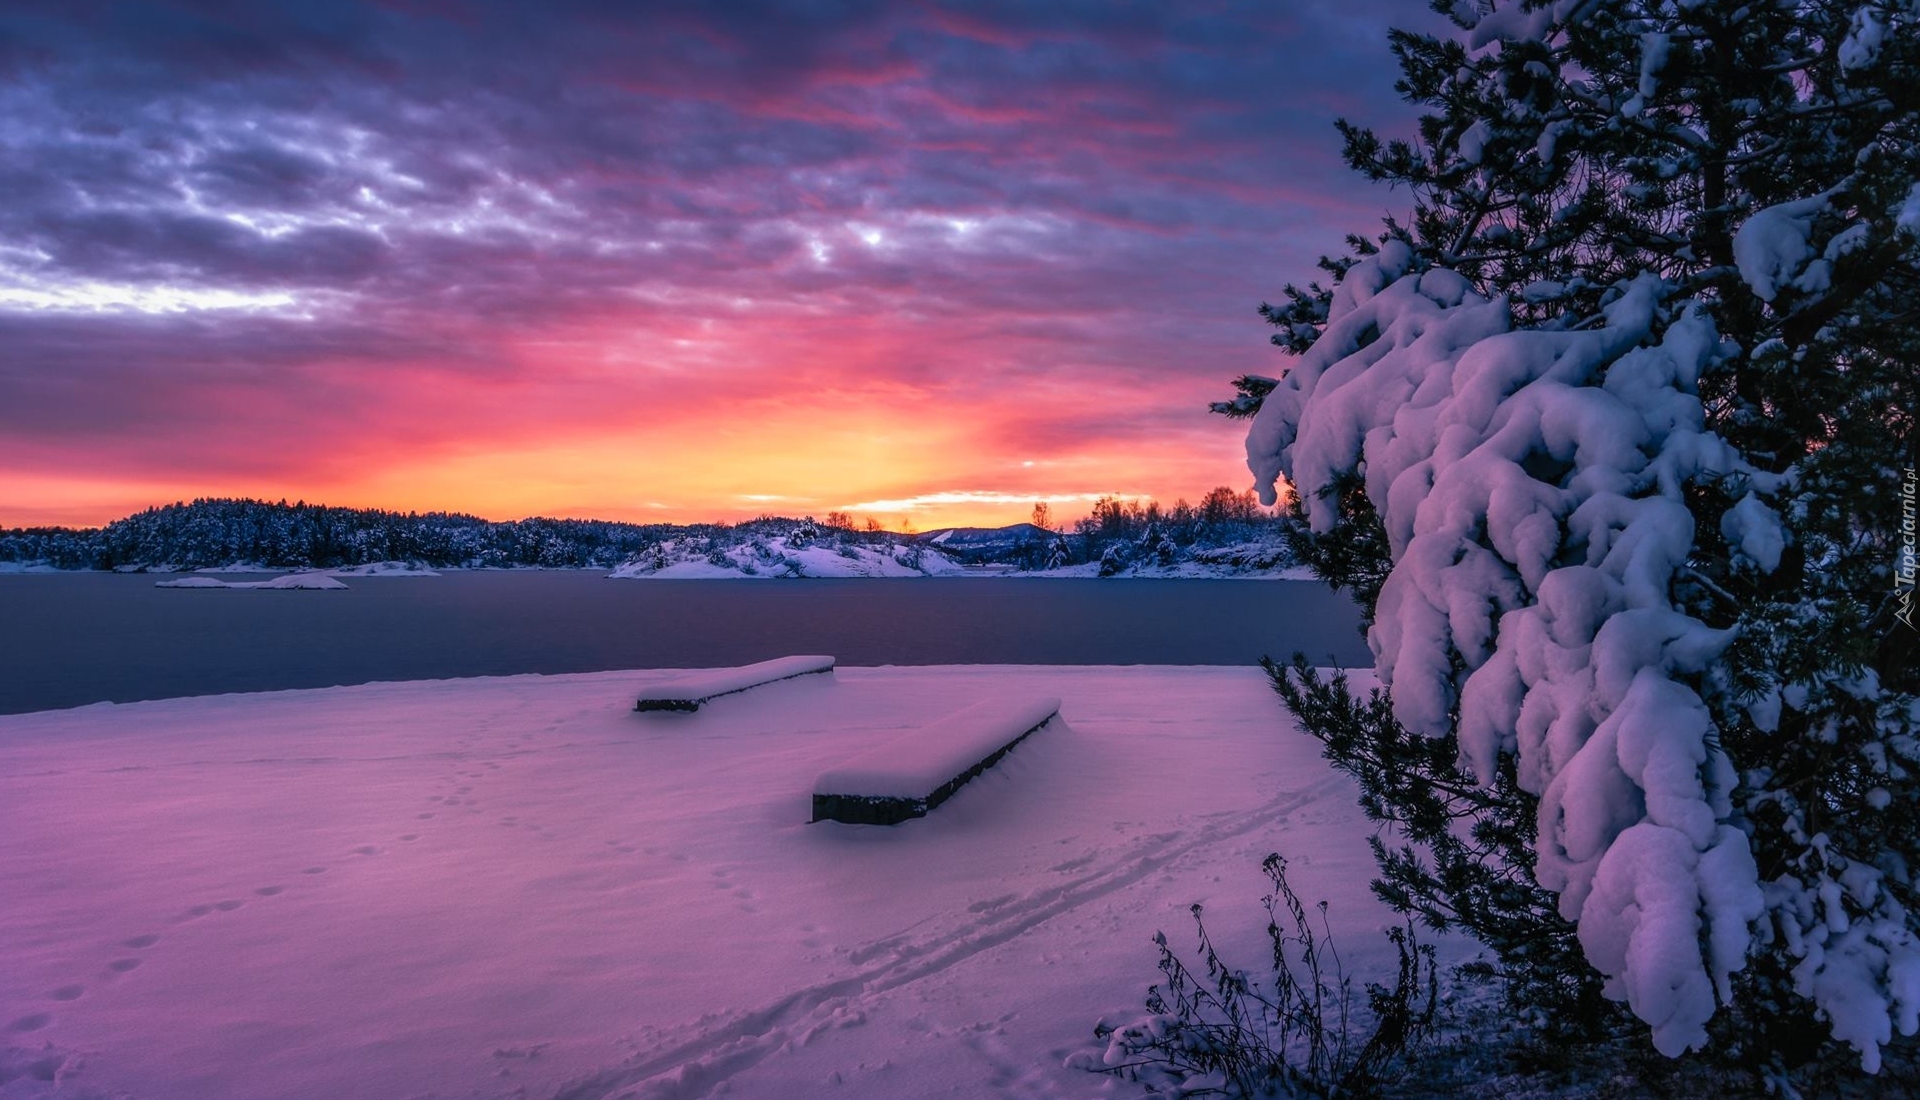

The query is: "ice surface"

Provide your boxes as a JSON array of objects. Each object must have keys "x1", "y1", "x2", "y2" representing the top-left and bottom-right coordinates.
[{"x1": 0, "y1": 666, "x2": 1397, "y2": 1100}]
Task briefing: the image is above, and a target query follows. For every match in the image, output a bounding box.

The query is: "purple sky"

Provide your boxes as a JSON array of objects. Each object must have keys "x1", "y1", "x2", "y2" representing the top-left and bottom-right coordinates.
[{"x1": 0, "y1": 1, "x2": 1438, "y2": 529}]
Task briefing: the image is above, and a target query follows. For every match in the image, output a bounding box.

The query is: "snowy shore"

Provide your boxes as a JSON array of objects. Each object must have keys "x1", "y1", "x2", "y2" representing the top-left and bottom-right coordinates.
[{"x1": 0, "y1": 665, "x2": 1396, "y2": 1100}]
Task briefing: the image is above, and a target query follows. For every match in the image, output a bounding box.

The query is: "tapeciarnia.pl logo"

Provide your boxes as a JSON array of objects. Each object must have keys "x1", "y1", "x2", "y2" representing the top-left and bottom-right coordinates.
[{"x1": 1900, "y1": 467, "x2": 1917, "y2": 630}]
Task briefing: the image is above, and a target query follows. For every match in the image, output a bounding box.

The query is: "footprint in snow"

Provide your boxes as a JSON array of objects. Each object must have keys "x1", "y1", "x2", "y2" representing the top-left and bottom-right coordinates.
[
  {"x1": 8, "y1": 1014, "x2": 51, "y2": 1033},
  {"x1": 48, "y1": 986, "x2": 84, "y2": 1002},
  {"x1": 123, "y1": 934, "x2": 159, "y2": 949},
  {"x1": 106, "y1": 959, "x2": 141, "y2": 973},
  {"x1": 255, "y1": 886, "x2": 283, "y2": 897}
]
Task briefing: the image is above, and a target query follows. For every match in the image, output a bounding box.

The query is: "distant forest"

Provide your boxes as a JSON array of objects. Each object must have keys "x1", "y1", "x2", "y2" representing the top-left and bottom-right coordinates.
[
  {"x1": 0, "y1": 489, "x2": 1281, "y2": 571},
  {"x1": 0, "y1": 499, "x2": 711, "y2": 570}
]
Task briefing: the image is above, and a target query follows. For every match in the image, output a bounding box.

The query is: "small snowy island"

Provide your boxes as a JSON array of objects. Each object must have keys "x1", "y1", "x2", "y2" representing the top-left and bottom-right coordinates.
[{"x1": 155, "y1": 574, "x2": 350, "y2": 590}]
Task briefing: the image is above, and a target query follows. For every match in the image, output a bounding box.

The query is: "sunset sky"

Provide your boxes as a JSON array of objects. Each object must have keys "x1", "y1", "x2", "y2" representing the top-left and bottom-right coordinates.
[{"x1": 0, "y1": 1, "x2": 1435, "y2": 531}]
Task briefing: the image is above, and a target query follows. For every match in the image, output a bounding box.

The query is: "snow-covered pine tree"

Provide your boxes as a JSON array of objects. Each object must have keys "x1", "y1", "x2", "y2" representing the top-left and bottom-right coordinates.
[{"x1": 1227, "y1": 0, "x2": 1920, "y2": 1082}]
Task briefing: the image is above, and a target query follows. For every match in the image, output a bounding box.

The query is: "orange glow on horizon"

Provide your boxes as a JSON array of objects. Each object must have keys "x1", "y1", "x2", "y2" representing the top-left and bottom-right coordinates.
[
  {"x1": 0, "y1": 1, "x2": 1414, "y2": 547},
  {"x1": 1, "y1": 397, "x2": 1261, "y2": 532},
  {"x1": 3, "y1": 305, "x2": 1270, "y2": 533}
]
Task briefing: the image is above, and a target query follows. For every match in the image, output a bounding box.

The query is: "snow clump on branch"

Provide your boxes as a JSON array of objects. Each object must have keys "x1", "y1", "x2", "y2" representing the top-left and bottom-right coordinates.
[{"x1": 1242, "y1": 244, "x2": 1847, "y2": 1057}]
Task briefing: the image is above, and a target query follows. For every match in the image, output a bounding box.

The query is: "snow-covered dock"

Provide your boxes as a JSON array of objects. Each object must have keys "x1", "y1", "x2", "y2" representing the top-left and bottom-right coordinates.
[
  {"x1": 811, "y1": 696, "x2": 1061, "y2": 824},
  {"x1": 634, "y1": 654, "x2": 835, "y2": 711}
]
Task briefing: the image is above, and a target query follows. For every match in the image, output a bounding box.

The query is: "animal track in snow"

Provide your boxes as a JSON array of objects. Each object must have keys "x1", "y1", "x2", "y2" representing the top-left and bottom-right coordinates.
[
  {"x1": 48, "y1": 986, "x2": 83, "y2": 1002},
  {"x1": 106, "y1": 959, "x2": 141, "y2": 973},
  {"x1": 123, "y1": 934, "x2": 159, "y2": 949}
]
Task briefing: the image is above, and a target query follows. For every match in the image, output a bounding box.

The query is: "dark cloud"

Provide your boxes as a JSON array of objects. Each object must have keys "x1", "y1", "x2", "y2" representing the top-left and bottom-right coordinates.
[{"x1": 0, "y1": 0, "x2": 1447, "y2": 520}]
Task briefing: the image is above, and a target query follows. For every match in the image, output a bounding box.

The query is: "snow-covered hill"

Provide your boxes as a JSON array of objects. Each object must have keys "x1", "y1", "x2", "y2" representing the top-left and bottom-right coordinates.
[
  {"x1": 916, "y1": 523, "x2": 1053, "y2": 556},
  {"x1": 608, "y1": 528, "x2": 966, "y2": 579},
  {"x1": 605, "y1": 521, "x2": 1302, "y2": 580}
]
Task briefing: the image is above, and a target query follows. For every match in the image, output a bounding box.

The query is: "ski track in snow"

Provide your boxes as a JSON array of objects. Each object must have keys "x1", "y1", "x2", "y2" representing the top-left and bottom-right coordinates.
[{"x1": 542, "y1": 774, "x2": 1349, "y2": 1100}]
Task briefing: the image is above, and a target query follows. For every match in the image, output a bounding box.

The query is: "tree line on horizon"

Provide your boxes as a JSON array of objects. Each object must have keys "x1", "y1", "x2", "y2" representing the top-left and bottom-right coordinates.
[{"x1": 0, "y1": 489, "x2": 1283, "y2": 572}]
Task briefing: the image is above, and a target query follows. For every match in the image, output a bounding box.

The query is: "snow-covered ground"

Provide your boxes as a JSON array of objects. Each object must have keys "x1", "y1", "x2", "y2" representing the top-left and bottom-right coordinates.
[
  {"x1": 0, "y1": 666, "x2": 1402, "y2": 1100},
  {"x1": 153, "y1": 563, "x2": 442, "y2": 589},
  {"x1": 324, "y1": 561, "x2": 443, "y2": 578},
  {"x1": 603, "y1": 535, "x2": 1309, "y2": 580},
  {"x1": 153, "y1": 574, "x2": 350, "y2": 590},
  {"x1": 608, "y1": 535, "x2": 967, "y2": 579}
]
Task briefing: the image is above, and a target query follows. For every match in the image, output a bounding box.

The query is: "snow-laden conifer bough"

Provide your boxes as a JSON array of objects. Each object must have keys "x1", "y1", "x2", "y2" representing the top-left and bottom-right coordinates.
[
  {"x1": 1244, "y1": 227, "x2": 1919, "y2": 1062},
  {"x1": 633, "y1": 655, "x2": 836, "y2": 712},
  {"x1": 1224, "y1": 0, "x2": 1920, "y2": 1070},
  {"x1": 811, "y1": 696, "x2": 1062, "y2": 825}
]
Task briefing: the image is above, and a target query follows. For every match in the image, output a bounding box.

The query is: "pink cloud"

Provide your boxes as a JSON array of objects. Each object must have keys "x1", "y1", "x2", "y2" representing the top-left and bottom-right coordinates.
[{"x1": 0, "y1": 0, "x2": 1443, "y2": 529}]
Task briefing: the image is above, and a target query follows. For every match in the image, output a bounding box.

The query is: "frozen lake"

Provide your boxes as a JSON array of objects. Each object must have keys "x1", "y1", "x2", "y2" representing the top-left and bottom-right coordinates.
[{"x1": 0, "y1": 573, "x2": 1370, "y2": 714}]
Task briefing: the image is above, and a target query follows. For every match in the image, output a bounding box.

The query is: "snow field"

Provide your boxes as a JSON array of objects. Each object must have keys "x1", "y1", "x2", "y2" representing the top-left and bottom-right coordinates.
[{"x1": 0, "y1": 666, "x2": 1399, "y2": 1100}]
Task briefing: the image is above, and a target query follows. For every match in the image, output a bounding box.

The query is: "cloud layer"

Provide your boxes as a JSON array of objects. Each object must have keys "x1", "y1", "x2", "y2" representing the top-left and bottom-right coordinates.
[{"x1": 0, "y1": 0, "x2": 1432, "y2": 528}]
